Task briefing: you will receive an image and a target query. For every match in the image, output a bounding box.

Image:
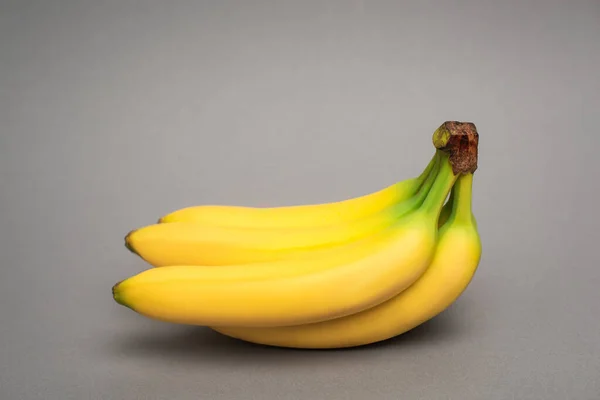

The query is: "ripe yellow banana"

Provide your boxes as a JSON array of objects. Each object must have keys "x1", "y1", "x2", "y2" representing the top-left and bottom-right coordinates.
[
  {"x1": 157, "y1": 153, "x2": 438, "y2": 228},
  {"x1": 124, "y1": 153, "x2": 440, "y2": 267},
  {"x1": 212, "y1": 173, "x2": 481, "y2": 348},
  {"x1": 112, "y1": 152, "x2": 458, "y2": 327}
]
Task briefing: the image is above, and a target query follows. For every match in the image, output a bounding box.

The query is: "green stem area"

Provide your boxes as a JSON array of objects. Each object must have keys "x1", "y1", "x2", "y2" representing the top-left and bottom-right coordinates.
[
  {"x1": 447, "y1": 173, "x2": 474, "y2": 225},
  {"x1": 416, "y1": 152, "x2": 438, "y2": 185},
  {"x1": 421, "y1": 152, "x2": 458, "y2": 218},
  {"x1": 437, "y1": 188, "x2": 454, "y2": 227},
  {"x1": 391, "y1": 152, "x2": 440, "y2": 218}
]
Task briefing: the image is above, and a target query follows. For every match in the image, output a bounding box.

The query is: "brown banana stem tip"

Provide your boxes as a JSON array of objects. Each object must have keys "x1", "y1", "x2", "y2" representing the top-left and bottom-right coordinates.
[{"x1": 432, "y1": 121, "x2": 479, "y2": 174}]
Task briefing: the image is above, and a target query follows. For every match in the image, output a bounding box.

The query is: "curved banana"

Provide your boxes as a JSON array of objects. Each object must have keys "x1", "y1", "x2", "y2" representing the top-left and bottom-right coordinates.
[
  {"x1": 112, "y1": 152, "x2": 458, "y2": 327},
  {"x1": 157, "y1": 154, "x2": 438, "y2": 228},
  {"x1": 124, "y1": 154, "x2": 440, "y2": 267},
  {"x1": 213, "y1": 173, "x2": 481, "y2": 348}
]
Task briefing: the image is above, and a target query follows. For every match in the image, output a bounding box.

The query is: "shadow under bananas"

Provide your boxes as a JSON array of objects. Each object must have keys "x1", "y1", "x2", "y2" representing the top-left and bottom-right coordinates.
[{"x1": 109, "y1": 303, "x2": 473, "y2": 365}]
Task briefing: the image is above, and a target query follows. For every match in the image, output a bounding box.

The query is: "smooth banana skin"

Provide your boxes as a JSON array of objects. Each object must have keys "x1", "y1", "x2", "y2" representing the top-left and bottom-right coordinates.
[
  {"x1": 124, "y1": 155, "x2": 440, "y2": 267},
  {"x1": 112, "y1": 153, "x2": 458, "y2": 327},
  {"x1": 157, "y1": 154, "x2": 438, "y2": 228},
  {"x1": 212, "y1": 173, "x2": 481, "y2": 349},
  {"x1": 118, "y1": 159, "x2": 441, "y2": 285}
]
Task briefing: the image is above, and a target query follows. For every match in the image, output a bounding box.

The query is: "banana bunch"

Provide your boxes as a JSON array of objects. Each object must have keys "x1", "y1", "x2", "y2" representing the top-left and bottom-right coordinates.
[{"x1": 113, "y1": 121, "x2": 481, "y2": 349}]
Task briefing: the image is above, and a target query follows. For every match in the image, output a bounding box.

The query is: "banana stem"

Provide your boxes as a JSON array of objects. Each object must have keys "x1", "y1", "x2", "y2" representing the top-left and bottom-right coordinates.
[
  {"x1": 416, "y1": 152, "x2": 438, "y2": 186},
  {"x1": 420, "y1": 152, "x2": 458, "y2": 218},
  {"x1": 390, "y1": 151, "x2": 440, "y2": 218},
  {"x1": 446, "y1": 173, "x2": 474, "y2": 225},
  {"x1": 417, "y1": 151, "x2": 441, "y2": 204},
  {"x1": 432, "y1": 121, "x2": 479, "y2": 175},
  {"x1": 437, "y1": 189, "x2": 454, "y2": 228}
]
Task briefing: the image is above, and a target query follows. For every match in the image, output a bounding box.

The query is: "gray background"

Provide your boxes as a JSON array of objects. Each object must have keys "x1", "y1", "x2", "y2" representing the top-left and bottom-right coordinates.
[{"x1": 1, "y1": 0, "x2": 599, "y2": 399}]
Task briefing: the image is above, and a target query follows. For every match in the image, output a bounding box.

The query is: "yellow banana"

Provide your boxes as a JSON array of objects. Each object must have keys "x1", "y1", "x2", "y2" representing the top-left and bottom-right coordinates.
[
  {"x1": 112, "y1": 152, "x2": 458, "y2": 327},
  {"x1": 157, "y1": 154, "x2": 438, "y2": 228},
  {"x1": 124, "y1": 153, "x2": 440, "y2": 266},
  {"x1": 212, "y1": 173, "x2": 481, "y2": 348}
]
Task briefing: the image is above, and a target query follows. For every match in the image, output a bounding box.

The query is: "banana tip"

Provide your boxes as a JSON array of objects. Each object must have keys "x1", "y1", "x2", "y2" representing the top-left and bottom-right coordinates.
[
  {"x1": 157, "y1": 214, "x2": 173, "y2": 223},
  {"x1": 112, "y1": 280, "x2": 133, "y2": 309},
  {"x1": 112, "y1": 281, "x2": 124, "y2": 305},
  {"x1": 124, "y1": 230, "x2": 137, "y2": 254}
]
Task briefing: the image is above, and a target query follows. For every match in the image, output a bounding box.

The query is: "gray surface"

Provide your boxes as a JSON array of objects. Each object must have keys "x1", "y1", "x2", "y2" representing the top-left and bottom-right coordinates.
[{"x1": 1, "y1": 0, "x2": 599, "y2": 399}]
